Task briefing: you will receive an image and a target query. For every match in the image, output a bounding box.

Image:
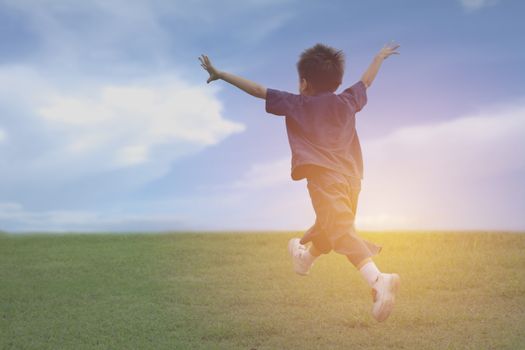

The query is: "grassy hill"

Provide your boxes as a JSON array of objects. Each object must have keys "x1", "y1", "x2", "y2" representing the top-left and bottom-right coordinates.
[{"x1": 1, "y1": 232, "x2": 524, "y2": 349}]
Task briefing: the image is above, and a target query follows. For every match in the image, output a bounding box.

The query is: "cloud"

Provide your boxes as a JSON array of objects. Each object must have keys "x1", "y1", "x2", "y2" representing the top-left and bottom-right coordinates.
[
  {"x1": 0, "y1": 202, "x2": 98, "y2": 228},
  {"x1": 459, "y1": 0, "x2": 498, "y2": 12},
  {"x1": 0, "y1": 65, "x2": 245, "y2": 221},
  {"x1": 0, "y1": 201, "x2": 187, "y2": 232},
  {"x1": 36, "y1": 77, "x2": 245, "y2": 167},
  {"x1": 228, "y1": 158, "x2": 290, "y2": 189},
  {"x1": 358, "y1": 101, "x2": 525, "y2": 230},
  {"x1": 0, "y1": 65, "x2": 243, "y2": 172},
  {"x1": 0, "y1": 128, "x2": 6, "y2": 143}
]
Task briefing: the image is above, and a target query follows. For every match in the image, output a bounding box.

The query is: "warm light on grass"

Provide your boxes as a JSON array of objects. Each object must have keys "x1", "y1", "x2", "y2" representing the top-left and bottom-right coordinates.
[{"x1": 1, "y1": 232, "x2": 524, "y2": 349}]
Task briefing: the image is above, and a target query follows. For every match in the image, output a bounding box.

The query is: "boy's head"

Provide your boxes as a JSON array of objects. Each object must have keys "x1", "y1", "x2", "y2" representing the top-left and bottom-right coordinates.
[{"x1": 297, "y1": 43, "x2": 345, "y2": 95}]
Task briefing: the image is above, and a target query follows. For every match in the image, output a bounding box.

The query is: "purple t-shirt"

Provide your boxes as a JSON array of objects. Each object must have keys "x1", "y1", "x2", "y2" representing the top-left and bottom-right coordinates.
[{"x1": 265, "y1": 81, "x2": 367, "y2": 180}]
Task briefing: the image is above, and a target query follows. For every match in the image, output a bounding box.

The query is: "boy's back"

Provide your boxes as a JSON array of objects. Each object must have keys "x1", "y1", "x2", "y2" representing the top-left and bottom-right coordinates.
[{"x1": 266, "y1": 80, "x2": 367, "y2": 180}]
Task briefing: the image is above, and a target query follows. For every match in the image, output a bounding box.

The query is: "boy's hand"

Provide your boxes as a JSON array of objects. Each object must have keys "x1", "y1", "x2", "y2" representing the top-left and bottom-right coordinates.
[
  {"x1": 360, "y1": 41, "x2": 400, "y2": 88},
  {"x1": 199, "y1": 54, "x2": 221, "y2": 84},
  {"x1": 377, "y1": 41, "x2": 400, "y2": 60},
  {"x1": 198, "y1": 54, "x2": 267, "y2": 99}
]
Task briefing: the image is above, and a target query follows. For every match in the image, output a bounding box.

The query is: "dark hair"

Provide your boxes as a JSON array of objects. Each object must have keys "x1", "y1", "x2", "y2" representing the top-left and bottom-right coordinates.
[{"x1": 297, "y1": 43, "x2": 345, "y2": 93}]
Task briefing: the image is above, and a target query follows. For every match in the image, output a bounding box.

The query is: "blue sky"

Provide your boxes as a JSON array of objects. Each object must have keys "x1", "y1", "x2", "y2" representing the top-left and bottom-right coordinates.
[{"x1": 1, "y1": 0, "x2": 524, "y2": 232}]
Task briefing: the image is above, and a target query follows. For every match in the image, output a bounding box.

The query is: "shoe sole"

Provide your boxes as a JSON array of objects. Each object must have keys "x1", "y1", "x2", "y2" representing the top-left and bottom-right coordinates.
[
  {"x1": 287, "y1": 239, "x2": 308, "y2": 276},
  {"x1": 375, "y1": 274, "x2": 400, "y2": 322}
]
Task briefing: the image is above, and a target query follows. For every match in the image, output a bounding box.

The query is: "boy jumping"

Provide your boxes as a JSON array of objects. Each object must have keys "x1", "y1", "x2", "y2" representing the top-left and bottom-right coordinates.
[{"x1": 199, "y1": 42, "x2": 400, "y2": 322}]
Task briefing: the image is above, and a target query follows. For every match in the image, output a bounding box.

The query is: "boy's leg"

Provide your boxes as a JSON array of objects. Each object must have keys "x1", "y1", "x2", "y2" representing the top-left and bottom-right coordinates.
[
  {"x1": 352, "y1": 256, "x2": 400, "y2": 322},
  {"x1": 301, "y1": 244, "x2": 320, "y2": 267},
  {"x1": 288, "y1": 239, "x2": 318, "y2": 276},
  {"x1": 299, "y1": 242, "x2": 322, "y2": 268},
  {"x1": 288, "y1": 236, "x2": 326, "y2": 276},
  {"x1": 356, "y1": 257, "x2": 381, "y2": 287},
  {"x1": 309, "y1": 243, "x2": 322, "y2": 257}
]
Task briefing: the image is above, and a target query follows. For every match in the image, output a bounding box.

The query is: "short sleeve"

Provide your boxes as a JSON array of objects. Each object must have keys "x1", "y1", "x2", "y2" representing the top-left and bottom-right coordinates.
[
  {"x1": 341, "y1": 81, "x2": 367, "y2": 113},
  {"x1": 265, "y1": 88, "x2": 301, "y2": 116}
]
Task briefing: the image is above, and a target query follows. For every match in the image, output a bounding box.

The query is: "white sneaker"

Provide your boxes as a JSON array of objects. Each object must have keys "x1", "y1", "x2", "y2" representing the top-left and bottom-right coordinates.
[
  {"x1": 287, "y1": 238, "x2": 314, "y2": 276},
  {"x1": 371, "y1": 273, "x2": 400, "y2": 322}
]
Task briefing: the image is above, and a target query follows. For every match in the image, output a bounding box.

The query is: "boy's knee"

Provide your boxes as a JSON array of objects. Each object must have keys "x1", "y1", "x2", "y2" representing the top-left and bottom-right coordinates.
[{"x1": 312, "y1": 237, "x2": 332, "y2": 255}]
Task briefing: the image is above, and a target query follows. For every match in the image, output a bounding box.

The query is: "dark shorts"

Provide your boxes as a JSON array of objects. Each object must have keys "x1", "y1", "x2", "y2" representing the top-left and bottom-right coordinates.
[{"x1": 300, "y1": 166, "x2": 381, "y2": 265}]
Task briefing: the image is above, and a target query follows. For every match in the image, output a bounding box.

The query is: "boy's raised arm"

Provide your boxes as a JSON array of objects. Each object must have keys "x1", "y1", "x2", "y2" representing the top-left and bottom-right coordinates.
[
  {"x1": 199, "y1": 54, "x2": 267, "y2": 99},
  {"x1": 360, "y1": 42, "x2": 400, "y2": 88}
]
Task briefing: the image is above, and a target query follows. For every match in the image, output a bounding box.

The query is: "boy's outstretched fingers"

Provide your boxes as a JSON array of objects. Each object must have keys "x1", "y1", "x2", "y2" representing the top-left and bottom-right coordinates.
[
  {"x1": 381, "y1": 42, "x2": 400, "y2": 59},
  {"x1": 198, "y1": 54, "x2": 221, "y2": 84},
  {"x1": 198, "y1": 55, "x2": 208, "y2": 68}
]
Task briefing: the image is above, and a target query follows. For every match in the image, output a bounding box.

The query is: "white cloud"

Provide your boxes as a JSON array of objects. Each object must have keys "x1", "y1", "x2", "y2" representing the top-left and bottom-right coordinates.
[
  {"x1": 0, "y1": 66, "x2": 244, "y2": 187},
  {"x1": 116, "y1": 145, "x2": 150, "y2": 167},
  {"x1": 0, "y1": 128, "x2": 6, "y2": 143},
  {"x1": 0, "y1": 201, "x2": 187, "y2": 232},
  {"x1": 229, "y1": 158, "x2": 290, "y2": 189},
  {"x1": 36, "y1": 78, "x2": 245, "y2": 167},
  {"x1": 459, "y1": 0, "x2": 498, "y2": 12},
  {"x1": 358, "y1": 102, "x2": 525, "y2": 230}
]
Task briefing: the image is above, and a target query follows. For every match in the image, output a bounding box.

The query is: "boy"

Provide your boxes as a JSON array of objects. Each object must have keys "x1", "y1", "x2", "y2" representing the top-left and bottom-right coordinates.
[{"x1": 199, "y1": 42, "x2": 400, "y2": 322}]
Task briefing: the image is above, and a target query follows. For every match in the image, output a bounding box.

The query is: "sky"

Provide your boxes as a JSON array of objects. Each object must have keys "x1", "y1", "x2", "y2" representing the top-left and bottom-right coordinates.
[{"x1": 0, "y1": 0, "x2": 524, "y2": 232}]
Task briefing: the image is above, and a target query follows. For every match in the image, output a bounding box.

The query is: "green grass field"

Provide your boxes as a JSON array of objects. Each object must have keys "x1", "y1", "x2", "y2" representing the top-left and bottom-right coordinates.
[{"x1": 1, "y1": 231, "x2": 524, "y2": 349}]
